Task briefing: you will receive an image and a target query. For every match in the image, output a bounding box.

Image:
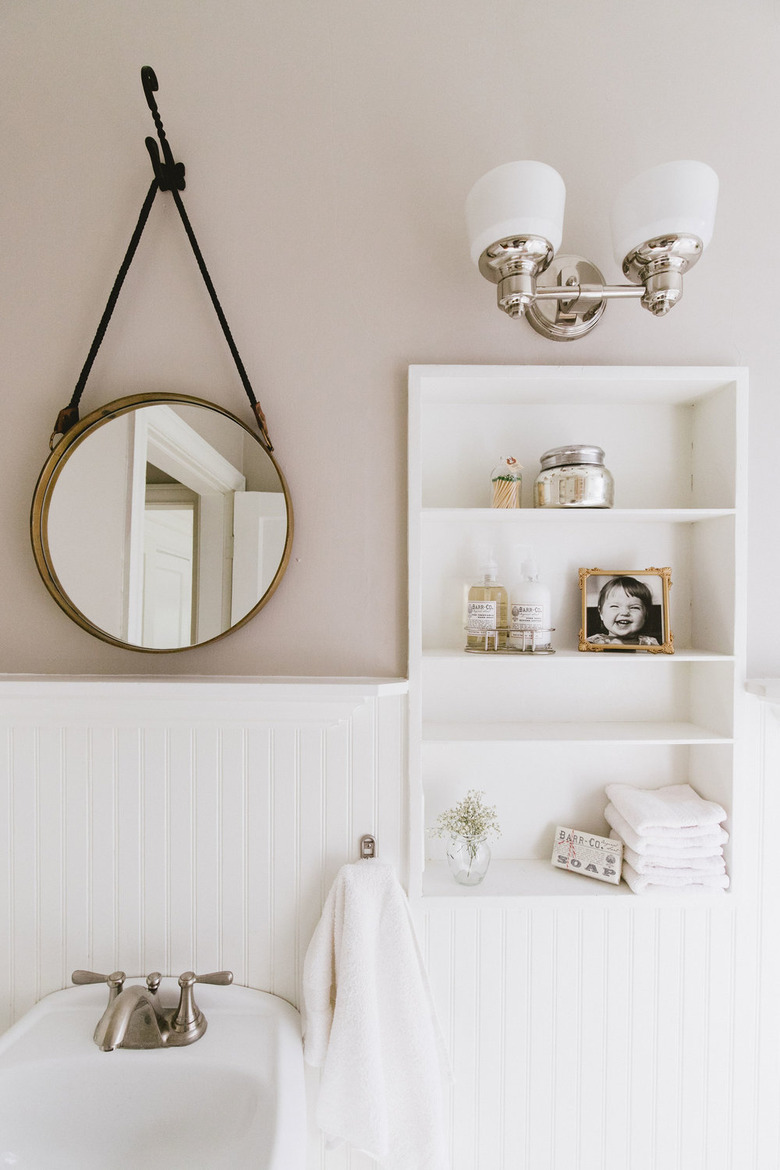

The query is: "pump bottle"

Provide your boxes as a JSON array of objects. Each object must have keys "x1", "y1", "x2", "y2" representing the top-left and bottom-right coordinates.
[
  {"x1": 508, "y1": 552, "x2": 552, "y2": 651},
  {"x1": 466, "y1": 556, "x2": 508, "y2": 650}
]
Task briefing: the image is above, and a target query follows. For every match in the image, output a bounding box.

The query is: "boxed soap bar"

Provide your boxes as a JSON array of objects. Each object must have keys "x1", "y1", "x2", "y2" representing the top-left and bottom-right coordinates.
[{"x1": 551, "y1": 826, "x2": 623, "y2": 884}]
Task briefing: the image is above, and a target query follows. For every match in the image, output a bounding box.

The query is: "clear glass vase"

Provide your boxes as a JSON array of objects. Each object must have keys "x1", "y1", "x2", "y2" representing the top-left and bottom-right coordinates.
[{"x1": 446, "y1": 836, "x2": 491, "y2": 886}]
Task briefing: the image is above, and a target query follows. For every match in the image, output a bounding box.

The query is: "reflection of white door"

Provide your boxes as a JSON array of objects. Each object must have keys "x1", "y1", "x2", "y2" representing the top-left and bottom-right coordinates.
[
  {"x1": 231, "y1": 492, "x2": 287, "y2": 623},
  {"x1": 142, "y1": 506, "x2": 195, "y2": 648}
]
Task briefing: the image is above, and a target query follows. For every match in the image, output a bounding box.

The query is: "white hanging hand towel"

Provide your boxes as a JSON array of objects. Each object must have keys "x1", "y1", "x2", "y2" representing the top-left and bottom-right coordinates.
[
  {"x1": 303, "y1": 859, "x2": 451, "y2": 1170},
  {"x1": 604, "y1": 804, "x2": 728, "y2": 855},
  {"x1": 605, "y1": 783, "x2": 727, "y2": 835}
]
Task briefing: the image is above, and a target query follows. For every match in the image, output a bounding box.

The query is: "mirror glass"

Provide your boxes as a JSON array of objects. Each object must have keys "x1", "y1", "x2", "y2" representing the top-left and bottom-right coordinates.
[{"x1": 32, "y1": 395, "x2": 293, "y2": 651}]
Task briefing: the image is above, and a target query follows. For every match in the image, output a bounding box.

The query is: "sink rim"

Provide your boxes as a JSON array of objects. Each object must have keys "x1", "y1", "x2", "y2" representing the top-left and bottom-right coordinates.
[
  {"x1": 0, "y1": 979, "x2": 302, "y2": 1061},
  {"x1": 0, "y1": 980, "x2": 307, "y2": 1170}
]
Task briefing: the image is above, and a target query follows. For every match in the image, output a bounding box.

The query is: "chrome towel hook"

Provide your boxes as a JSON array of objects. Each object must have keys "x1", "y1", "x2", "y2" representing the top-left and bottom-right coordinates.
[{"x1": 360, "y1": 834, "x2": 376, "y2": 859}]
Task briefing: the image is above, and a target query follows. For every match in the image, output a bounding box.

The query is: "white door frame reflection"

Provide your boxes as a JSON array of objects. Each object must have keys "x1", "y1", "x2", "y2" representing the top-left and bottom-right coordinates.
[
  {"x1": 32, "y1": 394, "x2": 293, "y2": 652},
  {"x1": 128, "y1": 404, "x2": 247, "y2": 647}
]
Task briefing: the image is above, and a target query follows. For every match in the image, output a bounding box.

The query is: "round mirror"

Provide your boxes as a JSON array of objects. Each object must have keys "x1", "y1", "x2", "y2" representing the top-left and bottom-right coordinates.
[{"x1": 31, "y1": 394, "x2": 293, "y2": 652}]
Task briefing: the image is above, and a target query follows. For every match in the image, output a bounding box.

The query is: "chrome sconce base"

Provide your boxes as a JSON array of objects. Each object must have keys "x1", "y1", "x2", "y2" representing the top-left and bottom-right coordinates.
[
  {"x1": 528, "y1": 254, "x2": 608, "y2": 341},
  {"x1": 477, "y1": 232, "x2": 704, "y2": 341}
]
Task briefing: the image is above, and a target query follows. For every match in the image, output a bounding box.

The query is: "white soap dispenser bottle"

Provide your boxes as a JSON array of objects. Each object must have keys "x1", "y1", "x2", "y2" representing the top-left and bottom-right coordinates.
[{"x1": 508, "y1": 550, "x2": 552, "y2": 651}]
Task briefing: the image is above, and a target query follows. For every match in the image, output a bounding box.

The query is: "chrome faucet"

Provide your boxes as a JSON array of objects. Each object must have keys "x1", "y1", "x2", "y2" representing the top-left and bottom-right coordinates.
[{"x1": 72, "y1": 968, "x2": 233, "y2": 1051}]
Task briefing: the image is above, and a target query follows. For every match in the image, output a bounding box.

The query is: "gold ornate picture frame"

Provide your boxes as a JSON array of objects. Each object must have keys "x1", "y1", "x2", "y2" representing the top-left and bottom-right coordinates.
[{"x1": 579, "y1": 567, "x2": 673, "y2": 654}]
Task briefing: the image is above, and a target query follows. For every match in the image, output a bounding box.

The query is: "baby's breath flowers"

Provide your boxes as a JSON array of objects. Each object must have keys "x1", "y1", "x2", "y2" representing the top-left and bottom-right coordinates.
[{"x1": 429, "y1": 790, "x2": 501, "y2": 861}]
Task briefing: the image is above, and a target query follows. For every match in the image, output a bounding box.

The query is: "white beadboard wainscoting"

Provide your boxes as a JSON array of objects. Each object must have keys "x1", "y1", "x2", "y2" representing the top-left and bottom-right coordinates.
[
  {"x1": 412, "y1": 687, "x2": 780, "y2": 1170},
  {"x1": 0, "y1": 676, "x2": 408, "y2": 1170},
  {"x1": 1, "y1": 677, "x2": 779, "y2": 1170}
]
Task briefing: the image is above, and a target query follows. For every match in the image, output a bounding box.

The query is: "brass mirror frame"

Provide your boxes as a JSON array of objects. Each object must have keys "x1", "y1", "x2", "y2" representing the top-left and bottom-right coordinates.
[{"x1": 31, "y1": 392, "x2": 294, "y2": 653}]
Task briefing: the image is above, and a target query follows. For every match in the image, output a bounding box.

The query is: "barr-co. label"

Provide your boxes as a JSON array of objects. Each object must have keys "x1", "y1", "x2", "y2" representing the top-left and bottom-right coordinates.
[{"x1": 551, "y1": 826, "x2": 623, "y2": 885}]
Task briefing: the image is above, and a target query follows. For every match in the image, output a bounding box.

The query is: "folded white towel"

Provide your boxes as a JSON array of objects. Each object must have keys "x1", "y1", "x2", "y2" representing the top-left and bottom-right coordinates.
[
  {"x1": 605, "y1": 805, "x2": 728, "y2": 856},
  {"x1": 302, "y1": 859, "x2": 450, "y2": 1170},
  {"x1": 622, "y1": 859, "x2": 729, "y2": 894},
  {"x1": 615, "y1": 836, "x2": 725, "y2": 875},
  {"x1": 605, "y1": 783, "x2": 727, "y2": 835}
]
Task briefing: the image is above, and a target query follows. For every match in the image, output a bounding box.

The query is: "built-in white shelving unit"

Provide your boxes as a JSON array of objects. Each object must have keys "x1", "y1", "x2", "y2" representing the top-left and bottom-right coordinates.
[{"x1": 408, "y1": 365, "x2": 748, "y2": 902}]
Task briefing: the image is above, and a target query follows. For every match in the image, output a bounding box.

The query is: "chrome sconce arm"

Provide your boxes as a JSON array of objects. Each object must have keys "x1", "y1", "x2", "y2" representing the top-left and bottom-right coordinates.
[{"x1": 467, "y1": 161, "x2": 717, "y2": 341}]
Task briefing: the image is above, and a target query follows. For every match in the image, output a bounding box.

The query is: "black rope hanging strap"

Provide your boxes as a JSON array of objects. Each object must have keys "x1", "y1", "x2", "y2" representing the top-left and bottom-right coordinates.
[
  {"x1": 51, "y1": 66, "x2": 273, "y2": 452},
  {"x1": 51, "y1": 178, "x2": 159, "y2": 444}
]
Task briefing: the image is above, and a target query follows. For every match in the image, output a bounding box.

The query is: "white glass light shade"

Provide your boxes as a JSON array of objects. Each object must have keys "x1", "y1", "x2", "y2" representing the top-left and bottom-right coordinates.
[
  {"x1": 611, "y1": 160, "x2": 718, "y2": 266},
  {"x1": 465, "y1": 161, "x2": 566, "y2": 266}
]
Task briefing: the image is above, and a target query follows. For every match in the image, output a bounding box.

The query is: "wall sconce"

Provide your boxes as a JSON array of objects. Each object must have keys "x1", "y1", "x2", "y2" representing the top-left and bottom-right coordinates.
[{"x1": 466, "y1": 159, "x2": 718, "y2": 341}]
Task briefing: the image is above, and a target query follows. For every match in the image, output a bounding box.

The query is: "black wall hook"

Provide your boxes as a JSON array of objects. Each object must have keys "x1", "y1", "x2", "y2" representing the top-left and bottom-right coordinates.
[{"x1": 141, "y1": 66, "x2": 186, "y2": 192}]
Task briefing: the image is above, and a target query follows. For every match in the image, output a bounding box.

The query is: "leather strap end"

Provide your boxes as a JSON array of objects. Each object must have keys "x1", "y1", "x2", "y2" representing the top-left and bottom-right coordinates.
[
  {"x1": 54, "y1": 405, "x2": 80, "y2": 435},
  {"x1": 50, "y1": 405, "x2": 80, "y2": 448},
  {"x1": 252, "y1": 402, "x2": 273, "y2": 452}
]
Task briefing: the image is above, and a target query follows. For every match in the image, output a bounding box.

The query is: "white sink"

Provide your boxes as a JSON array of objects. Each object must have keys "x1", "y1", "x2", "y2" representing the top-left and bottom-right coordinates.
[{"x1": 0, "y1": 979, "x2": 307, "y2": 1169}]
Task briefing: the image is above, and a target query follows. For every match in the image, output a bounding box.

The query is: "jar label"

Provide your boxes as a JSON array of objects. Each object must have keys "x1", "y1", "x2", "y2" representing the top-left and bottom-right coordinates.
[
  {"x1": 467, "y1": 600, "x2": 498, "y2": 630},
  {"x1": 510, "y1": 603, "x2": 544, "y2": 630}
]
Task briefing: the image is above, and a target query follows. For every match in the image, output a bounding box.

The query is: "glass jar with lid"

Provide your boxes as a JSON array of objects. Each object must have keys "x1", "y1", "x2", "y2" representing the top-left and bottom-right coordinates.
[{"x1": 534, "y1": 445, "x2": 614, "y2": 508}]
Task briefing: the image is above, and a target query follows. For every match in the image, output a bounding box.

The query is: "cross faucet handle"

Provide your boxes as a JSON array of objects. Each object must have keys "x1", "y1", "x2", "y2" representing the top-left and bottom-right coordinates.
[{"x1": 72, "y1": 970, "x2": 126, "y2": 1004}]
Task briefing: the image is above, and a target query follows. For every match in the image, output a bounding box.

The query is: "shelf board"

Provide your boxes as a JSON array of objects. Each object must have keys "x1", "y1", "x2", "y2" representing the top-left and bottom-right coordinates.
[
  {"x1": 410, "y1": 365, "x2": 744, "y2": 407},
  {"x1": 421, "y1": 648, "x2": 735, "y2": 662},
  {"x1": 422, "y1": 721, "x2": 732, "y2": 745},
  {"x1": 420, "y1": 859, "x2": 730, "y2": 903},
  {"x1": 421, "y1": 507, "x2": 735, "y2": 523}
]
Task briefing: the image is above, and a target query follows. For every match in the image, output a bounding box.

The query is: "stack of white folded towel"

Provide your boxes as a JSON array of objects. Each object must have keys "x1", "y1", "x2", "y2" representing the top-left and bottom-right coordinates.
[{"x1": 604, "y1": 783, "x2": 729, "y2": 895}]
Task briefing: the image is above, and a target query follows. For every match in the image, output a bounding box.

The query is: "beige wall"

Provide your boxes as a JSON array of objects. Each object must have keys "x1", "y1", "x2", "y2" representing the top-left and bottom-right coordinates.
[{"x1": 1, "y1": 0, "x2": 778, "y2": 677}]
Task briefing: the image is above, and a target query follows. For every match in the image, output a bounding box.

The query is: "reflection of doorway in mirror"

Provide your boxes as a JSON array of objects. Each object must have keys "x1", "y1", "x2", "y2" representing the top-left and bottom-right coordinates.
[
  {"x1": 143, "y1": 500, "x2": 196, "y2": 647},
  {"x1": 126, "y1": 406, "x2": 245, "y2": 647}
]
